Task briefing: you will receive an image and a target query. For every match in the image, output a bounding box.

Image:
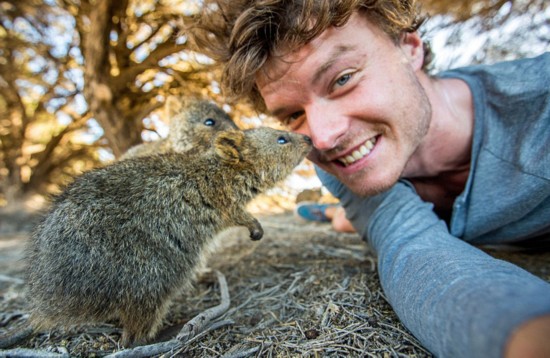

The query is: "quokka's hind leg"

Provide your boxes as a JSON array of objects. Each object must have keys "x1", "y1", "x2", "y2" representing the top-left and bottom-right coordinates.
[{"x1": 118, "y1": 300, "x2": 173, "y2": 347}]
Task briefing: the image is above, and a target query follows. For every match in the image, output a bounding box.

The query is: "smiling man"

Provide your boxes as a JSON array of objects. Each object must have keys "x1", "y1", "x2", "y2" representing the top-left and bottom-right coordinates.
[
  {"x1": 258, "y1": 14, "x2": 435, "y2": 197},
  {"x1": 191, "y1": 0, "x2": 550, "y2": 357}
]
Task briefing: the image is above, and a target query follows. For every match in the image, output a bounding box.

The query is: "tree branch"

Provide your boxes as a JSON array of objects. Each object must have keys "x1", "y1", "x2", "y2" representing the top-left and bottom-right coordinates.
[{"x1": 104, "y1": 270, "x2": 231, "y2": 358}]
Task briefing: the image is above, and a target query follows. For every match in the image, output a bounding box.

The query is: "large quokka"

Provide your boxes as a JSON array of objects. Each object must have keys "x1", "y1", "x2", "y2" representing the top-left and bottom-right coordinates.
[
  {"x1": 24, "y1": 127, "x2": 312, "y2": 346},
  {"x1": 120, "y1": 97, "x2": 238, "y2": 159}
]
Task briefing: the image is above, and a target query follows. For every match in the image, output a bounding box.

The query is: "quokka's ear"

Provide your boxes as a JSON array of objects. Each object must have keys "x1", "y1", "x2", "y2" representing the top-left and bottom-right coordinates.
[
  {"x1": 214, "y1": 130, "x2": 245, "y2": 164},
  {"x1": 165, "y1": 95, "x2": 184, "y2": 118}
]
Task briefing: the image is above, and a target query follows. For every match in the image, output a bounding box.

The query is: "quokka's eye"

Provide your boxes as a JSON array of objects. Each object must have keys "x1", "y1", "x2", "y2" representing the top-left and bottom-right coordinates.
[
  {"x1": 277, "y1": 136, "x2": 289, "y2": 144},
  {"x1": 204, "y1": 118, "x2": 216, "y2": 126}
]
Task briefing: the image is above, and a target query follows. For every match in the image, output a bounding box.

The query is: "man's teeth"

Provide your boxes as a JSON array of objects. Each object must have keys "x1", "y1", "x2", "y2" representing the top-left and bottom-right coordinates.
[{"x1": 338, "y1": 137, "x2": 376, "y2": 166}]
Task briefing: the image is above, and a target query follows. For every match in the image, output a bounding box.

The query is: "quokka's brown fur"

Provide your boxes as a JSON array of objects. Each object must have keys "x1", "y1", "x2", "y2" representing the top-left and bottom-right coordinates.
[
  {"x1": 120, "y1": 97, "x2": 238, "y2": 159},
  {"x1": 24, "y1": 127, "x2": 311, "y2": 346}
]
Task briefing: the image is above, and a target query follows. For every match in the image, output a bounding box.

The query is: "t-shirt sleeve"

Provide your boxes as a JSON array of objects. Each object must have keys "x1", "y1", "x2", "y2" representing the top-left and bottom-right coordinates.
[{"x1": 315, "y1": 166, "x2": 550, "y2": 357}]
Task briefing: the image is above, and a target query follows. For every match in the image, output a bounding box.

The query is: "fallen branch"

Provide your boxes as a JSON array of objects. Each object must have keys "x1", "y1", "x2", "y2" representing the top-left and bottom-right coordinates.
[
  {"x1": 104, "y1": 339, "x2": 179, "y2": 358},
  {"x1": 0, "y1": 326, "x2": 34, "y2": 349},
  {"x1": 177, "y1": 270, "x2": 230, "y2": 341},
  {"x1": 0, "y1": 274, "x2": 24, "y2": 284},
  {"x1": 106, "y1": 270, "x2": 231, "y2": 358},
  {"x1": 1, "y1": 312, "x2": 28, "y2": 327},
  {"x1": 181, "y1": 319, "x2": 234, "y2": 346},
  {"x1": 0, "y1": 347, "x2": 69, "y2": 358}
]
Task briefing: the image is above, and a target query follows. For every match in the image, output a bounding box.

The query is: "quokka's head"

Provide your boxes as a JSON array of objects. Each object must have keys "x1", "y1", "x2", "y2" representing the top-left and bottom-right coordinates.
[
  {"x1": 213, "y1": 127, "x2": 312, "y2": 188},
  {"x1": 166, "y1": 97, "x2": 238, "y2": 151}
]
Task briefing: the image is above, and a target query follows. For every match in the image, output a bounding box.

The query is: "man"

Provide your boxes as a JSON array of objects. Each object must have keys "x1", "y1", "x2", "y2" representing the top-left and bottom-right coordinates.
[{"x1": 191, "y1": 0, "x2": 550, "y2": 356}]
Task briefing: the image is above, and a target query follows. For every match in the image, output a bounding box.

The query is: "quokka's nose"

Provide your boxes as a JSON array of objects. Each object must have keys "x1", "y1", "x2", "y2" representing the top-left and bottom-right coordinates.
[{"x1": 303, "y1": 135, "x2": 312, "y2": 144}]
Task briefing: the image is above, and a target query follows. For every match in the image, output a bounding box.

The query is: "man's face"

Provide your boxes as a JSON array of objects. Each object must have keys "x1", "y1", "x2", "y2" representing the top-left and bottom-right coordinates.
[{"x1": 257, "y1": 13, "x2": 432, "y2": 196}]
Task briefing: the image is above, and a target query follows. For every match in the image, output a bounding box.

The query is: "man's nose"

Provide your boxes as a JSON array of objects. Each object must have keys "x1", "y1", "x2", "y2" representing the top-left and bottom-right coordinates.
[{"x1": 303, "y1": 103, "x2": 349, "y2": 150}]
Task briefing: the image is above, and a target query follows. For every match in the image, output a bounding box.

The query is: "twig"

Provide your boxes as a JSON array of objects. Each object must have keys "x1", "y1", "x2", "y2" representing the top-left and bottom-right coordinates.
[
  {"x1": 0, "y1": 274, "x2": 24, "y2": 284},
  {"x1": 105, "y1": 339, "x2": 180, "y2": 358},
  {"x1": 105, "y1": 270, "x2": 230, "y2": 358},
  {"x1": 221, "y1": 345, "x2": 261, "y2": 358},
  {"x1": 1, "y1": 312, "x2": 28, "y2": 327},
  {"x1": 168, "y1": 319, "x2": 235, "y2": 357},
  {"x1": 181, "y1": 319, "x2": 234, "y2": 346},
  {"x1": 0, "y1": 347, "x2": 69, "y2": 358},
  {"x1": 0, "y1": 326, "x2": 34, "y2": 349},
  {"x1": 176, "y1": 270, "x2": 230, "y2": 342}
]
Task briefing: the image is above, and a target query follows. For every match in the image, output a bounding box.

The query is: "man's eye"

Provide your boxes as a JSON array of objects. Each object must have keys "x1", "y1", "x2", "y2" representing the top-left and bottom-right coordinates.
[
  {"x1": 282, "y1": 111, "x2": 305, "y2": 126},
  {"x1": 335, "y1": 73, "x2": 352, "y2": 87},
  {"x1": 288, "y1": 111, "x2": 303, "y2": 121}
]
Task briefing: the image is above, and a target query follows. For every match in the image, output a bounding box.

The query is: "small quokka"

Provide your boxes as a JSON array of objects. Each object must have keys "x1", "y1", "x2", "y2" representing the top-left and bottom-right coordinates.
[
  {"x1": 120, "y1": 96, "x2": 238, "y2": 159},
  {"x1": 24, "y1": 127, "x2": 312, "y2": 346}
]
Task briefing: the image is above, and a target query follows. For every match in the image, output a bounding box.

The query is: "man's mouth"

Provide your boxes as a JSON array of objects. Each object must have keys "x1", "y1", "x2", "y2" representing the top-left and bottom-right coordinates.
[{"x1": 336, "y1": 136, "x2": 378, "y2": 167}]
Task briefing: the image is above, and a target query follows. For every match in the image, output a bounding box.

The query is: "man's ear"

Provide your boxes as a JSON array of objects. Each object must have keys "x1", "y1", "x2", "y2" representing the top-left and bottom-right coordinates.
[
  {"x1": 214, "y1": 130, "x2": 245, "y2": 164},
  {"x1": 165, "y1": 95, "x2": 184, "y2": 118},
  {"x1": 399, "y1": 31, "x2": 424, "y2": 71}
]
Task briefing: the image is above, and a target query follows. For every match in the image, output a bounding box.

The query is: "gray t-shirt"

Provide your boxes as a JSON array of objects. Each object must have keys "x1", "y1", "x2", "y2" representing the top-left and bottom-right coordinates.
[
  {"x1": 316, "y1": 52, "x2": 550, "y2": 357},
  {"x1": 441, "y1": 52, "x2": 550, "y2": 244}
]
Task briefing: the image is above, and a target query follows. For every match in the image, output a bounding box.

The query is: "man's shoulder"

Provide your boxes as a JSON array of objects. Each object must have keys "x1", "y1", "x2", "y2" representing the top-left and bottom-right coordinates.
[
  {"x1": 439, "y1": 52, "x2": 548, "y2": 91},
  {"x1": 439, "y1": 52, "x2": 549, "y2": 75},
  {"x1": 445, "y1": 54, "x2": 550, "y2": 180},
  {"x1": 438, "y1": 53, "x2": 549, "y2": 127}
]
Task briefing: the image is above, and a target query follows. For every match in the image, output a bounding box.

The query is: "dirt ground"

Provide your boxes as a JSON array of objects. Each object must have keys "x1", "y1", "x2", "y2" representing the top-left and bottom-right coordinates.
[{"x1": 0, "y1": 209, "x2": 549, "y2": 357}]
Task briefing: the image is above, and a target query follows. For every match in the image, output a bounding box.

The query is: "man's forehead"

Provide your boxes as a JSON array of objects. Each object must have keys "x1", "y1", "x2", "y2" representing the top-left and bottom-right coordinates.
[
  {"x1": 256, "y1": 14, "x2": 373, "y2": 80},
  {"x1": 255, "y1": 43, "x2": 313, "y2": 92},
  {"x1": 259, "y1": 25, "x2": 344, "y2": 78},
  {"x1": 256, "y1": 32, "x2": 360, "y2": 97}
]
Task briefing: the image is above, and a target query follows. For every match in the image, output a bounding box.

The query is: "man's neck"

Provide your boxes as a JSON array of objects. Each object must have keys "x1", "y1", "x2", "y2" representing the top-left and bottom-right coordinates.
[
  {"x1": 403, "y1": 74, "x2": 474, "y2": 180},
  {"x1": 402, "y1": 74, "x2": 475, "y2": 215}
]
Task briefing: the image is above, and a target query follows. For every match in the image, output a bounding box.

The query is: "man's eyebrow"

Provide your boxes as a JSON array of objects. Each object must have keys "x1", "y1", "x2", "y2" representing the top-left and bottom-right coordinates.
[
  {"x1": 269, "y1": 106, "x2": 289, "y2": 119},
  {"x1": 312, "y1": 44, "x2": 357, "y2": 87},
  {"x1": 267, "y1": 45, "x2": 357, "y2": 118}
]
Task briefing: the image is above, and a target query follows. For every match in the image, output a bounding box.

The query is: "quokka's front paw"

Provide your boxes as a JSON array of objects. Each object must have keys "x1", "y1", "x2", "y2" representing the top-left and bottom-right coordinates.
[{"x1": 249, "y1": 226, "x2": 263, "y2": 241}]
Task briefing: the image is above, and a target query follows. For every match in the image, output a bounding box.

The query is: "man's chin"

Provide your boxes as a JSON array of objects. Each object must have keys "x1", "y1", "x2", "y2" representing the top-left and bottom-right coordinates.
[
  {"x1": 347, "y1": 184, "x2": 391, "y2": 197},
  {"x1": 337, "y1": 174, "x2": 396, "y2": 197},
  {"x1": 313, "y1": 160, "x2": 398, "y2": 196}
]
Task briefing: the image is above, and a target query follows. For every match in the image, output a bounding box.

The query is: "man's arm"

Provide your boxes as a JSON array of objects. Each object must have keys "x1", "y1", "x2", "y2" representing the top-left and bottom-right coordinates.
[{"x1": 317, "y1": 168, "x2": 550, "y2": 357}]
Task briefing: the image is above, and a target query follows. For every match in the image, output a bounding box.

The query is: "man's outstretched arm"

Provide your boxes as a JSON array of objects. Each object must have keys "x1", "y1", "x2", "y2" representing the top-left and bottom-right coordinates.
[{"x1": 317, "y1": 168, "x2": 550, "y2": 358}]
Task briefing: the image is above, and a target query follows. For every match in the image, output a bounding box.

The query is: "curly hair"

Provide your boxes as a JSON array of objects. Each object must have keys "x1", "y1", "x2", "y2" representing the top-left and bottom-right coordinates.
[{"x1": 191, "y1": 0, "x2": 429, "y2": 111}]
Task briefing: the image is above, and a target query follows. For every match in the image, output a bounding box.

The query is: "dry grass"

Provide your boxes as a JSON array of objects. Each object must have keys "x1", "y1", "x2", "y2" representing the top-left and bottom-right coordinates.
[{"x1": 1, "y1": 208, "x2": 549, "y2": 357}]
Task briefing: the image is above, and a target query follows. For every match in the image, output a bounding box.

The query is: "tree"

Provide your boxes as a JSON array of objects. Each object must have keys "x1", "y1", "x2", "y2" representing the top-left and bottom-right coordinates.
[
  {"x1": 64, "y1": 0, "x2": 228, "y2": 158},
  {"x1": 0, "y1": 0, "x2": 256, "y2": 208},
  {"x1": 1, "y1": 0, "x2": 547, "y2": 209},
  {"x1": 423, "y1": 0, "x2": 545, "y2": 21},
  {"x1": 421, "y1": 0, "x2": 549, "y2": 69},
  {"x1": 0, "y1": 0, "x2": 101, "y2": 207}
]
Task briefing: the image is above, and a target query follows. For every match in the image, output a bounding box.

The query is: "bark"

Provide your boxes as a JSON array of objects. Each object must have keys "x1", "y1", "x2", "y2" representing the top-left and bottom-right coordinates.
[{"x1": 81, "y1": 0, "x2": 140, "y2": 157}]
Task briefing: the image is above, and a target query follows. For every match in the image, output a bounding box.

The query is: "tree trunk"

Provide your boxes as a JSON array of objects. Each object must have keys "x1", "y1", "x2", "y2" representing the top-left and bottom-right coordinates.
[{"x1": 81, "y1": 0, "x2": 141, "y2": 157}]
